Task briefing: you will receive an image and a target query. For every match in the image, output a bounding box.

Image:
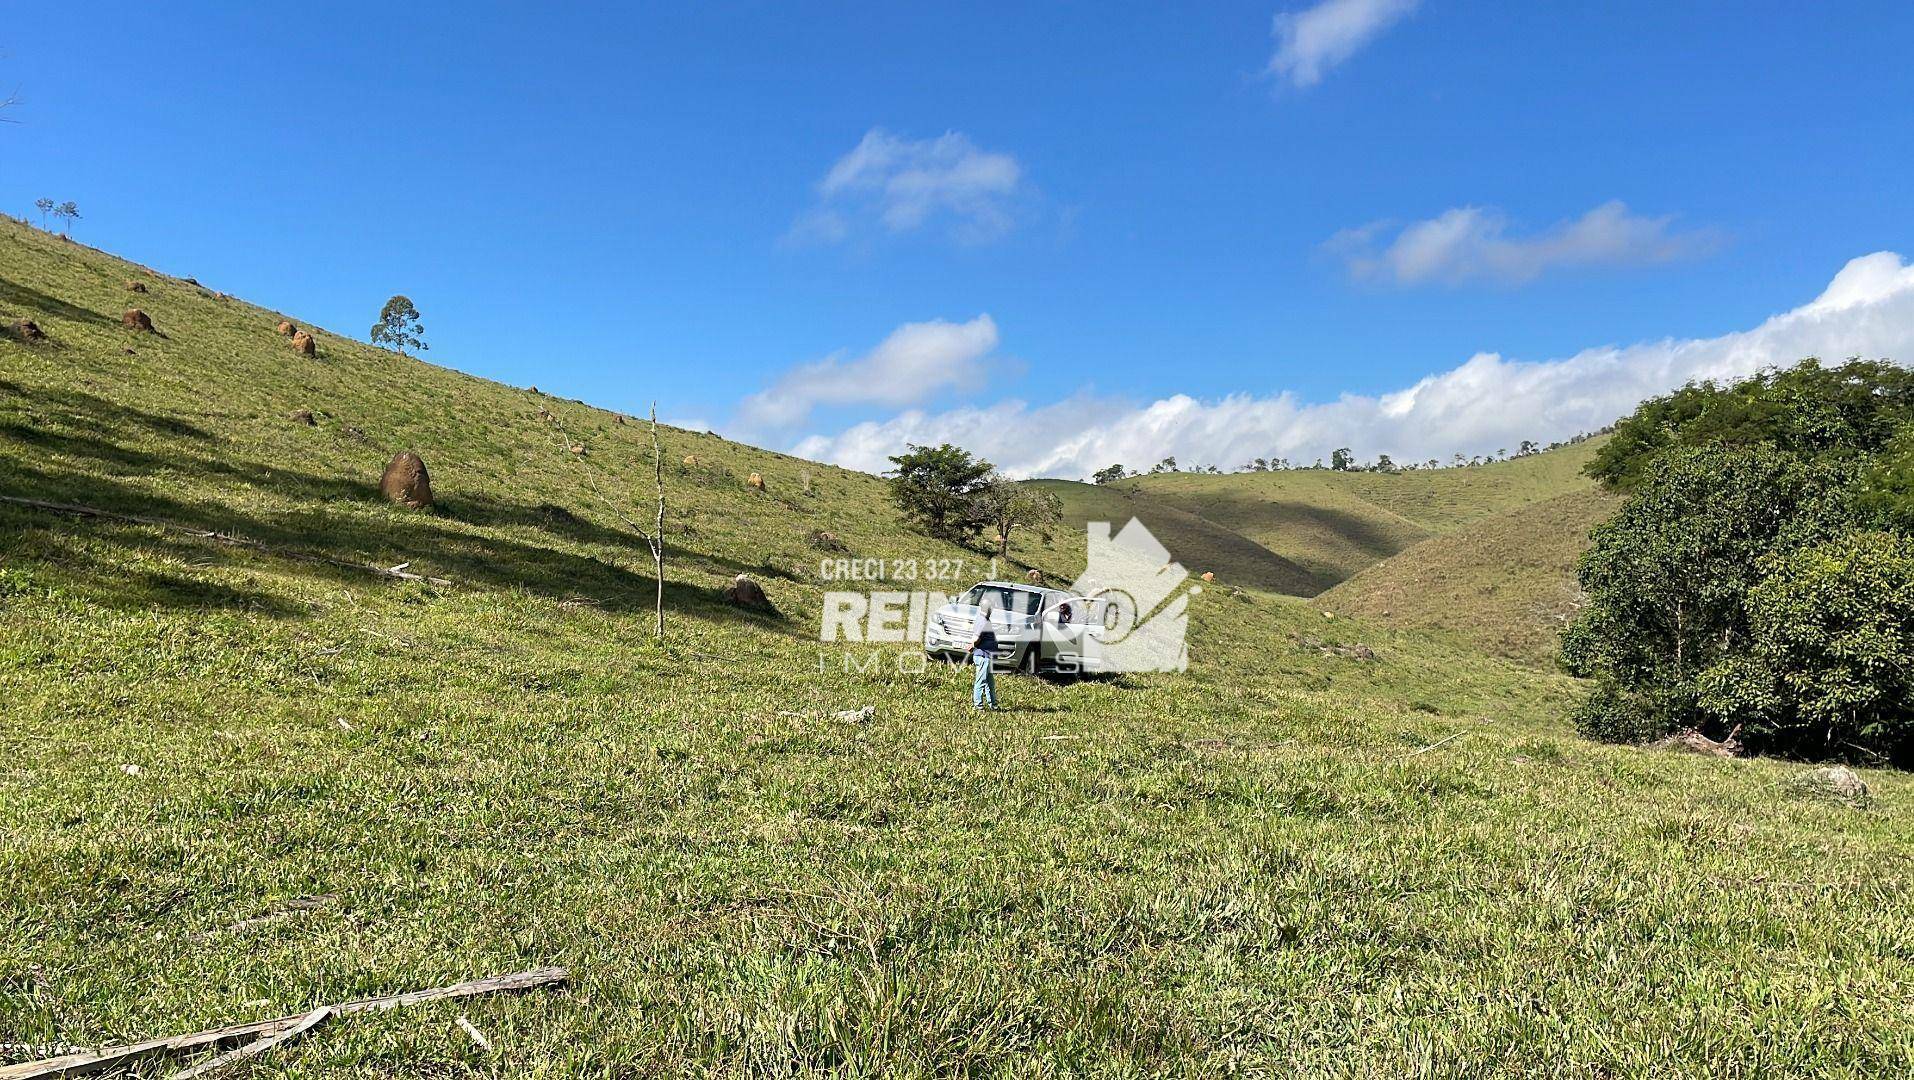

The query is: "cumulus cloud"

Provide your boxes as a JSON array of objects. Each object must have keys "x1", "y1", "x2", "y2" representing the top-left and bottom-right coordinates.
[
  {"x1": 790, "y1": 252, "x2": 1914, "y2": 479},
  {"x1": 1269, "y1": 0, "x2": 1419, "y2": 88},
  {"x1": 788, "y1": 129, "x2": 1024, "y2": 246},
  {"x1": 1328, "y1": 201, "x2": 1720, "y2": 285},
  {"x1": 737, "y1": 314, "x2": 1000, "y2": 430}
]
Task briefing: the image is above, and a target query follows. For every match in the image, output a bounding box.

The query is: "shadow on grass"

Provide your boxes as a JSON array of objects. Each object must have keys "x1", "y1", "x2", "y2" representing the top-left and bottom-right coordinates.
[
  {"x1": 0, "y1": 379, "x2": 813, "y2": 629},
  {"x1": 1, "y1": 476, "x2": 799, "y2": 637},
  {"x1": 0, "y1": 276, "x2": 113, "y2": 327},
  {"x1": 0, "y1": 379, "x2": 214, "y2": 441}
]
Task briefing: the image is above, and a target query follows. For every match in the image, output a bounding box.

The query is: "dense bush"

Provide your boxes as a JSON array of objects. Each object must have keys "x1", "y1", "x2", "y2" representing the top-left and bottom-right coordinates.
[
  {"x1": 1587, "y1": 358, "x2": 1914, "y2": 489},
  {"x1": 1569, "y1": 358, "x2": 1914, "y2": 764},
  {"x1": 1569, "y1": 681, "x2": 1673, "y2": 744},
  {"x1": 1562, "y1": 445, "x2": 1853, "y2": 728},
  {"x1": 1698, "y1": 531, "x2": 1914, "y2": 765}
]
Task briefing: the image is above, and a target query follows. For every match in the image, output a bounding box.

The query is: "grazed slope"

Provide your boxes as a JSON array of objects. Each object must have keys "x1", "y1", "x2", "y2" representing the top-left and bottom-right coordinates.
[
  {"x1": 3, "y1": 221, "x2": 1911, "y2": 1076},
  {"x1": 1322, "y1": 487, "x2": 1624, "y2": 665},
  {"x1": 1120, "y1": 440, "x2": 1606, "y2": 590},
  {"x1": 1028, "y1": 478, "x2": 1326, "y2": 594}
]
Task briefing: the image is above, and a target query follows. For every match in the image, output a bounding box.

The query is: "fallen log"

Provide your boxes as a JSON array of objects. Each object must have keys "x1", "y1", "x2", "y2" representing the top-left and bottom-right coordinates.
[{"x1": 0, "y1": 966, "x2": 566, "y2": 1080}]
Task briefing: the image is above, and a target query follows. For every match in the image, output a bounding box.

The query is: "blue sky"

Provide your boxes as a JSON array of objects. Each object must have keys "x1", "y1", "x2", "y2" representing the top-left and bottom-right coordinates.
[{"x1": 11, "y1": 1, "x2": 1914, "y2": 476}]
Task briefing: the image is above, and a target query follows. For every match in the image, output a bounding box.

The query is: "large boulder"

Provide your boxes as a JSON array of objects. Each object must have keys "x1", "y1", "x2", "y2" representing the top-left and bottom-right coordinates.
[
  {"x1": 379, "y1": 451, "x2": 434, "y2": 509},
  {"x1": 746, "y1": 472, "x2": 765, "y2": 491},
  {"x1": 291, "y1": 330, "x2": 316, "y2": 356},
  {"x1": 10, "y1": 319, "x2": 44, "y2": 342},
  {"x1": 723, "y1": 574, "x2": 770, "y2": 609},
  {"x1": 126, "y1": 280, "x2": 148, "y2": 294},
  {"x1": 122, "y1": 308, "x2": 154, "y2": 333},
  {"x1": 276, "y1": 319, "x2": 297, "y2": 336}
]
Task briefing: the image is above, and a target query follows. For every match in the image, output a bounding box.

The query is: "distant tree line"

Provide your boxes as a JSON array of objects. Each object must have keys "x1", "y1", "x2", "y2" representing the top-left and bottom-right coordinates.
[
  {"x1": 1565, "y1": 358, "x2": 1914, "y2": 766},
  {"x1": 1088, "y1": 434, "x2": 1600, "y2": 484}
]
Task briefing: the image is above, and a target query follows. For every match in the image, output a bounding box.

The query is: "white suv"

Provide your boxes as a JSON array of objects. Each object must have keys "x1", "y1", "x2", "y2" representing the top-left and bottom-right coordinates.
[{"x1": 924, "y1": 581, "x2": 1115, "y2": 675}]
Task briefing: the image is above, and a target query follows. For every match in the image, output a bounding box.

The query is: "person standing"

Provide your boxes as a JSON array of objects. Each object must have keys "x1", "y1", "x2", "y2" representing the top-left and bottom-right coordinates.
[{"x1": 970, "y1": 610, "x2": 1000, "y2": 710}]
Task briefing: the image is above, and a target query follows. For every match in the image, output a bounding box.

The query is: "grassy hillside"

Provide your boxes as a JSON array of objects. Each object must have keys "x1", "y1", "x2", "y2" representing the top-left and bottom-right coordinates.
[
  {"x1": 1115, "y1": 441, "x2": 1606, "y2": 589},
  {"x1": 4, "y1": 220, "x2": 1912, "y2": 1076},
  {"x1": 1028, "y1": 478, "x2": 1326, "y2": 594},
  {"x1": 1322, "y1": 488, "x2": 1625, "y2": 665}
]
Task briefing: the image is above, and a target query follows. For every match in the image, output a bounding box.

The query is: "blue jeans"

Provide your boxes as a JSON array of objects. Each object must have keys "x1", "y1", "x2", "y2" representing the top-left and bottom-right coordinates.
[{"x1": 971, "y1": 649, "x2": 998, "y2": 709}]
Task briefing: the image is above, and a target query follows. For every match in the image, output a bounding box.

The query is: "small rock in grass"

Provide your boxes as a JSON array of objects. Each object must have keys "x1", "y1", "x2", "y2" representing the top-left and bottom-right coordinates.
[
  {"x1": 120, "y1": 763, "x2": 143, "y2": 776},
  {"x1": 832, "y1": 705, "x2": 876, "y2": 723},
  {"x1": 291, "y1": 330, "x2": 316, "y2": 357},
  {"x1": 10, "y1": 319, "x2": 44, "y2": 341},
  {"x1": 289, "y1": 409, "x2": 316, "y2": 425},
  {"x1": 1797, "y1": 765, "x2": 1869, "y2": 803},
  {"x1": 723, "y1": 573, "x2": 771, "y2": 609},
  {"x1": 126, "y1": 280, "x2": 148, "y2": 293},
  {"x1": 746, "y1": 471, "x2": 765, "y2": 490}
]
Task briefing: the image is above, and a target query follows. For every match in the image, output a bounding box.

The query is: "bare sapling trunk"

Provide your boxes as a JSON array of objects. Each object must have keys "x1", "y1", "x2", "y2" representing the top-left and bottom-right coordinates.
[
  {"x1": 647, "y1": 403, "x2": 665, "y2": 638},
  {"x1": 539, "y1": 399, "x2": 667, "y2": 639}
]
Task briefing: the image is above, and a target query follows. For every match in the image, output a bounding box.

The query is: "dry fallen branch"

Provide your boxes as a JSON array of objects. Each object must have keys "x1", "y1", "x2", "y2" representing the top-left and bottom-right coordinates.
[
  {"x1": 1402, "y1": 731, "x2": 1469, "y2": 759},
  {"x1": 224, "y1": 894, "x2": 334, "y2": 933},
  {"x1": 0, "y1": 966, "x2": 566, "y2": 1080},
  {"x1": 163, "y1": 1005, "x2": 330, "y2": 1080},
  {"x1": 0, "y1": 496, "x2": 453, "y2": 587}
]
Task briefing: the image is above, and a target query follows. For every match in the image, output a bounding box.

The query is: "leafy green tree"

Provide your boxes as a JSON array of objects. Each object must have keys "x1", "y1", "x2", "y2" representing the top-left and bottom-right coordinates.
[
  {"x1": 1374, "y1": 453, "x2": 1397, "y2": 473},
  {"x1": 1698, "y1": 530, "x2": 1914, "y2": 764},
  {"x1": 1149, "y1": 457, "x2": 1177, "y2": 474},
  {"x1": 970, "y1": 475, "x2": 1063, "y2": 556},
  {"x1": 1588, "y1": 358, "x2": 1914, "y2": 489},
  {"x1": 1563, "y1": 445, "x2": 1855, "y2": 742},
  {"x1": 886, "y1": 443, "x2": 993, "y2": 542},
  {"x1": 1330, "y1": 447, "x2": 1353, "y2": 471},
  {"x1": 1854, "y1": 425, "x2": 1914, "y2": 530},
  {"x1": 1091, "y1": 464, "x2": 1126, "y2": 485},
  {"x1": 370, "y1": 295, "x2": 429, "y2": 357}
]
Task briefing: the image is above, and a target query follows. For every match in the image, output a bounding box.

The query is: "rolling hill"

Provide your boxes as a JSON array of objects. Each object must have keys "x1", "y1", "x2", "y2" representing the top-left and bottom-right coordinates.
[
  {"x1": 3, "y1": 219, "x2": 1909, "y2": 1076},
  {"x1": 1320, "y1": 487, "x2": 1625, "y2": 664},
  {"x1": 1042, "y1": 439, "x2": 1612, "y2": 664},
  {"x1": 1119, "y1": 439, "x2": 1607, "y2": 586}
]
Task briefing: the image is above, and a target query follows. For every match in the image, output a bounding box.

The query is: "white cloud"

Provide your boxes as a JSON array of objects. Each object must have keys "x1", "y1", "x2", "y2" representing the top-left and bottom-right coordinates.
[
  {"x1": 738, "y1": 314, "x2": 1000, "y2": 430},
  {"x1": 1329, "y1": 201, "x2": 1720, "y2": 285},
  {"x1": 1269, "y1": 0, "x2": 1419, "y2": 88},
  {"x1": 788, "y1": 129, "x2": 1024, "y2": 246},
  {"x1": 790, "y1": 252, "x2": 1914, "y2": 479}
]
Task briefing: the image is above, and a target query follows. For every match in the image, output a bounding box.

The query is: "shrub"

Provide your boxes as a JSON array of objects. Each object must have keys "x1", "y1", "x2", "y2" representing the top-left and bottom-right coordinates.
[
  {"x1": 1572, "y1": 681, "x2": 1677, "y2": 744},
  {"x1": 1562, "y1": 445, "x2": 1854, "y2": 736},
  {"x1": 1700, "y1": 530, "x2": 1914, "y2": 764}
]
